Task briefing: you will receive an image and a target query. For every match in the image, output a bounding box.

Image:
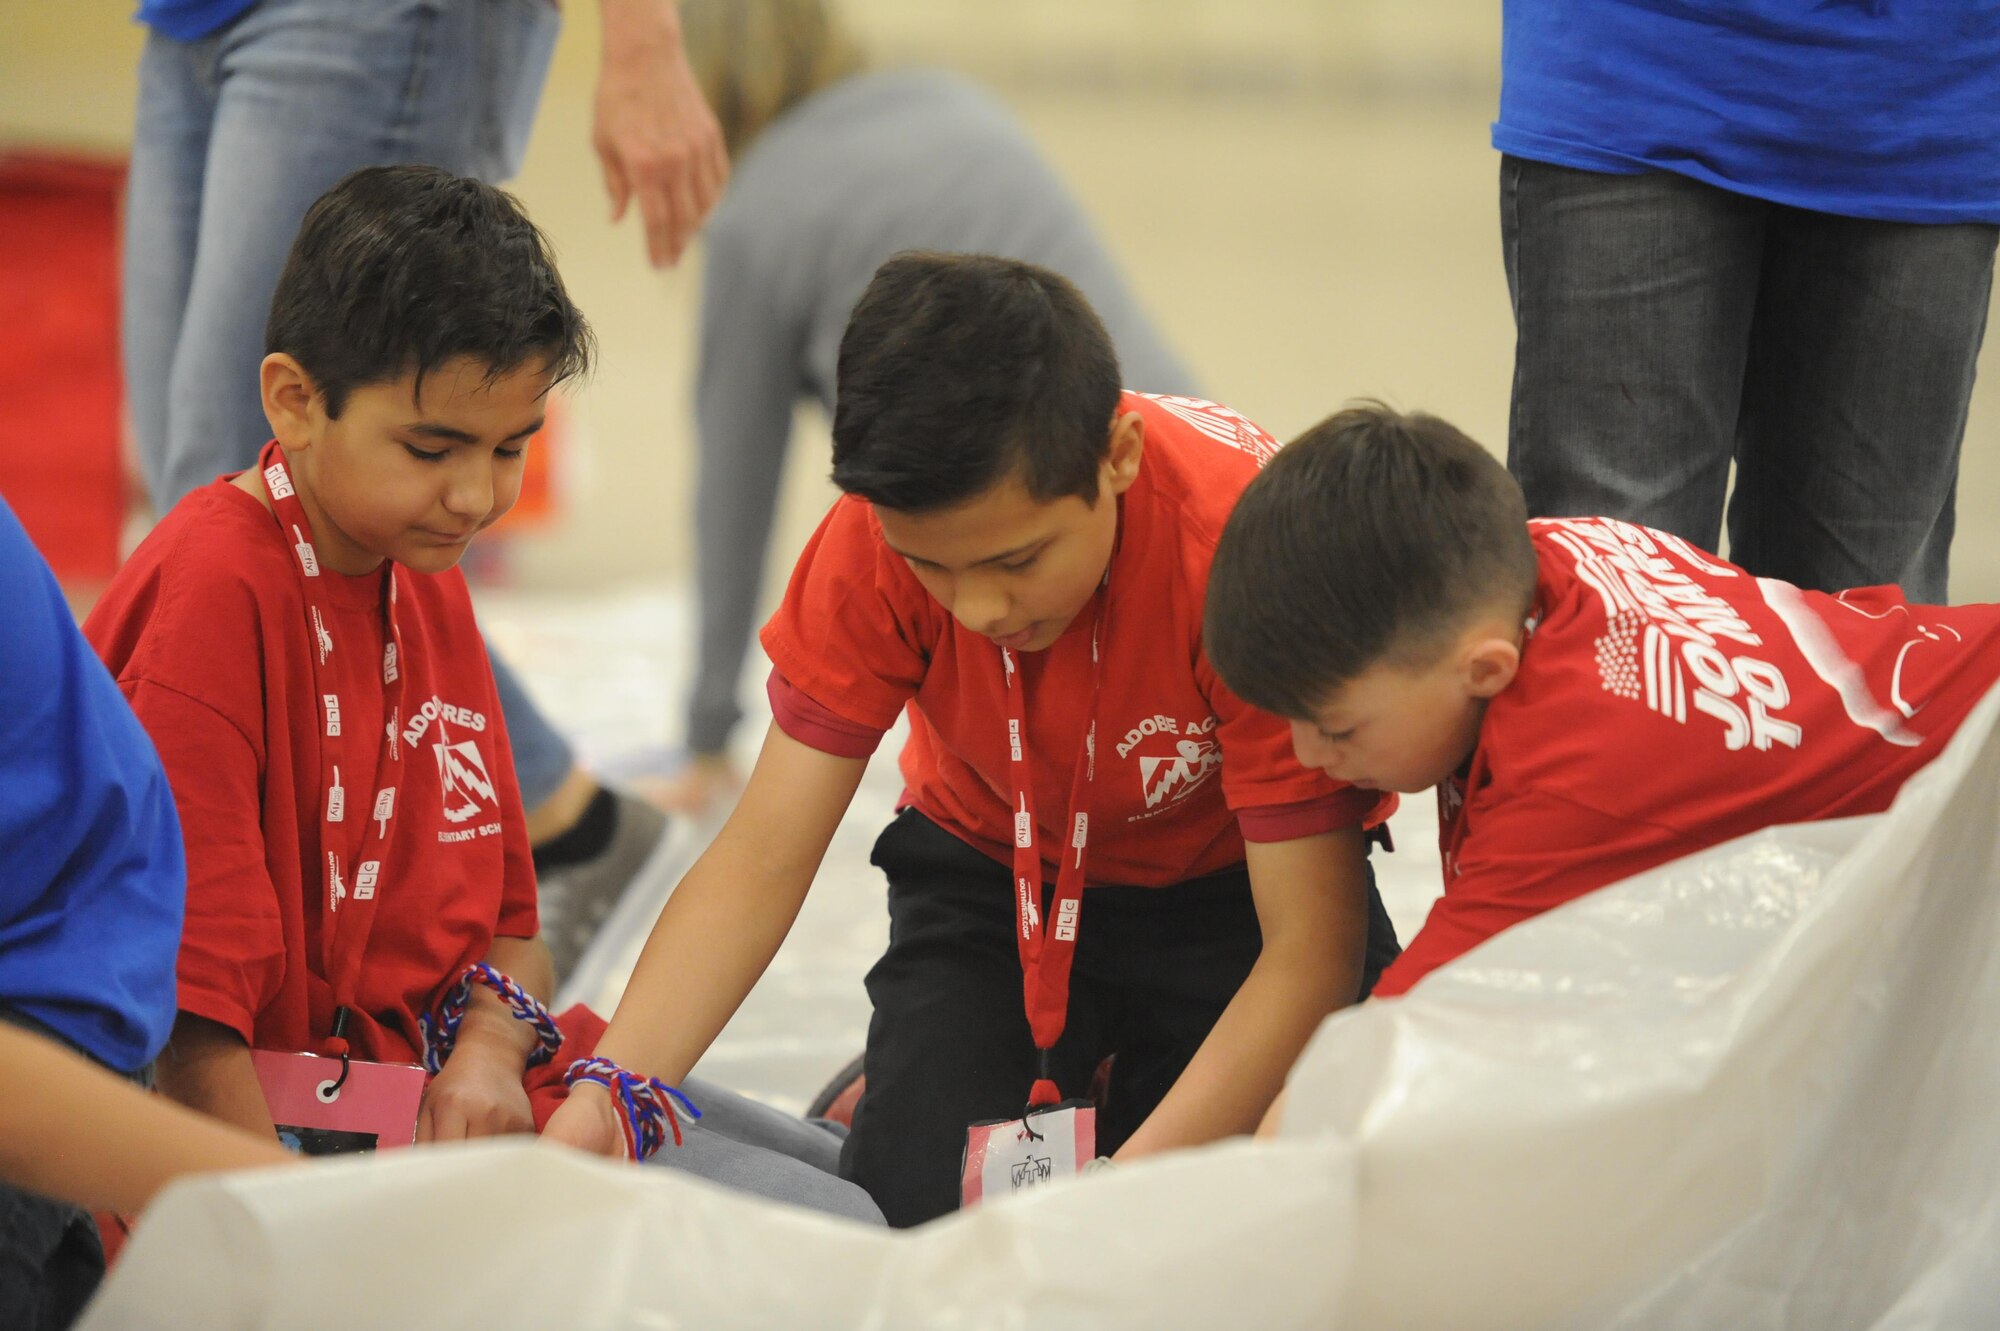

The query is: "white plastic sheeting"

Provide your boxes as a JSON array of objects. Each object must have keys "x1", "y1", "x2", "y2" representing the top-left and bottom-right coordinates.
[{"x1": 83, "y1": 683, "x2": 2000, "y2": 1330}]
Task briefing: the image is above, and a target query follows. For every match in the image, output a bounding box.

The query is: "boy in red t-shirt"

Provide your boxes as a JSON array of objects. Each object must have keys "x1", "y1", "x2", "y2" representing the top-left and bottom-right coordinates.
[
  {"x1": 1206, "y1": 403, "x2": 2000, "y2": 1002},
  {"x1": 86, "y1": 166, "x2": 878, "y2": 1222},
  {"x1": 546, "y1": 253, "x2": 1401, "y2": 1226}
]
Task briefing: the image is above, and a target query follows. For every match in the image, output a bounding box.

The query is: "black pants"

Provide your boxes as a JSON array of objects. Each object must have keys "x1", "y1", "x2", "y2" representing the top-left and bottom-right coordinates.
[{"x1": 838, "y1": 810, "x2": 1399, "y2": 1227}]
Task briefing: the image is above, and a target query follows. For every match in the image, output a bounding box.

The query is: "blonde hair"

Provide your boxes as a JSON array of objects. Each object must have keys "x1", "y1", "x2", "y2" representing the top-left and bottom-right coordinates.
[{"x1": 680, "y1": 0, "x2": 867, "y2": 159}]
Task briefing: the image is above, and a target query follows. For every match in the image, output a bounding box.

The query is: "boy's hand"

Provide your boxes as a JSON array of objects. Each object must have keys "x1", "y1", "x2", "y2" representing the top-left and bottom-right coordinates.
[
  {"x1": 541, "y1": 1083, "x2": 626, "y2": 1158},
  {"x1": 417, "y1": 1039, "x2": 535, "y2": 1143}
]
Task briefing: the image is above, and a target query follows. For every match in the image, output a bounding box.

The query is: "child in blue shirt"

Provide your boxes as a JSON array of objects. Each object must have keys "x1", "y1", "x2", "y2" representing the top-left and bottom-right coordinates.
[{"x1": 0, "y1": 492, "x2": 285, "y2": 1328}]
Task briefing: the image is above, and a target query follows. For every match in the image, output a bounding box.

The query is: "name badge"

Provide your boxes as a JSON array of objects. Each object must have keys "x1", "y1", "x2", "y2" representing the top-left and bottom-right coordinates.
[
  {"x1": 251, "y1": 1050, "x2": 425, "y2": 1156},
  {"x1": 961, "y1": 1101, "x2": 1096, "y2": 1207}
]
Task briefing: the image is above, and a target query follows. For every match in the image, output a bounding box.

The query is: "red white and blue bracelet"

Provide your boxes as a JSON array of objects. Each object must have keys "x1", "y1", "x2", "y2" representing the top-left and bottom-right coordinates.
[
  {"x1": 419, "y1": 962, "x2": 565, "y2": 1076},
  {"x1": 563, "y1": 1056, "x2": 702, "y2": 1161}
]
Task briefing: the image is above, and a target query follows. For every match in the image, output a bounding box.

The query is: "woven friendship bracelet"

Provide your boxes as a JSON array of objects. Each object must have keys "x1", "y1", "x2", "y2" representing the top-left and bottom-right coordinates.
[
  {"x1": 419, "y1": 962, "x2": 564, "y2": 1075},
  {"x1": 563, "y1": 1056, "x2": 702, "y2": 1162}
]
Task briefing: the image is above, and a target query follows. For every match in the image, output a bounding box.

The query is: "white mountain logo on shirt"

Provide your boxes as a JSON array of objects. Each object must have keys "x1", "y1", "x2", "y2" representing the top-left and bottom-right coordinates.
[
  {"x1": 433, "y1": 720, "x2": 497, "y2": 824},
  {"x1": 1139, "y1": 738, "x2": 1221, "y2": 810}
]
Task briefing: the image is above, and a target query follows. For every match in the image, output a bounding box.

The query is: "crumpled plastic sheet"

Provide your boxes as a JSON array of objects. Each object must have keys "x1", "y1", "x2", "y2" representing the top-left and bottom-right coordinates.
[{"x1": 82, "y1": 682, "x2": 2000, "y2": 1330}]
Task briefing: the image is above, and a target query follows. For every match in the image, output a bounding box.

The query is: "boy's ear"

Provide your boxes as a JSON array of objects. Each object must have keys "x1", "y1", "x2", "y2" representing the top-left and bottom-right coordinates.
[
  {"x1": 1101, "y1": 411, "x2": 1145, "y2": 499},
  {"x1": 260, "y1": 353, "x2": 320, "y2": 449},
  {"x1": 1462, "y1": 635, "x2": 1521, "y2": 699}
]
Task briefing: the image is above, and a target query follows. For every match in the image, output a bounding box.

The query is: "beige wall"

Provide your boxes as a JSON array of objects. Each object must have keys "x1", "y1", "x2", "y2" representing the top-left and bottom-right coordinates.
[{"x1": 5, "y1": 3, "x2": 1997, "y2": 602}]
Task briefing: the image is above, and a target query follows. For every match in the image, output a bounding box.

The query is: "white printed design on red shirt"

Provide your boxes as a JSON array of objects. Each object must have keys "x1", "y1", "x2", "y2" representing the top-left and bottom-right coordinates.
[
  {"x1": 434, "y1": 730, "x2": 495, "y2": 825},
  {"x1": 1115, "y1": 712, "x2": 1222, "y2": 818},
  {"x1": 1546, "y1": 518, "x2": 1802, "y2": 755},
  {"x1": 1759, "y1": 581, "x2": 1962, "y2": 749},
  {"x1": 1137, "y1": 394, "x2": 1281, "y2": 464},
  {"x1": 399, "y1": 695, "x2": 500, "y2": 838}
]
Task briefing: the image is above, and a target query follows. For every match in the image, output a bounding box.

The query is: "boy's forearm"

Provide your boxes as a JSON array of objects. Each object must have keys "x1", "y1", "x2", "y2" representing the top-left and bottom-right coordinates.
[
  {"x1": 1113, "y1": 949, "x2": 1347, "y2": 1160},
  {"x1": 451, "y1": 934, "x2": 557, "y2": 1070},
  {"x1": 595, "y1": 725, "x2": 865, "y2": 1084},
  {"x1": 1115, "y1": 828, "x2": 1369, "y2": 1161},
  {"x1": 0, "y1": 1024, "x2": 292, "y2": 1216},
  {"x1": 153, "y1": 1011, "x2": 279, "y2": 1141},
  {"x1": 592, "y1": 827, "x2": 816, "y2": 1083}
]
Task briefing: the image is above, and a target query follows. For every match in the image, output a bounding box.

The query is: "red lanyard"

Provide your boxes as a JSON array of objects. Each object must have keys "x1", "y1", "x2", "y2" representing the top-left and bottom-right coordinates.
[
  {"x1": 1002, "y1": 600, "x2": 1106, "y2": 1108},
  {"x1": 257, "y1": 441, "x2": 409, "y2": 1055}
]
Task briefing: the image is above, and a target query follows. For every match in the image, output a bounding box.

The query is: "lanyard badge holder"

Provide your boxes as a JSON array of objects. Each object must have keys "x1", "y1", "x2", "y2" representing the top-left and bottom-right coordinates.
[
  {"x1": 961, "y1": 610, "x2": 1105, "y2": 1207},
  {"x1": 249, "y1": 443, "x2": 426, "y2": 1156}
]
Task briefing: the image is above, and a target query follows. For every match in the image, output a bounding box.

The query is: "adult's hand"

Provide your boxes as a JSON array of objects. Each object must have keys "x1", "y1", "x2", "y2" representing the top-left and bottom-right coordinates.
[{"x1": 594, "y1": 0, "x2": 730, "y2": 267}]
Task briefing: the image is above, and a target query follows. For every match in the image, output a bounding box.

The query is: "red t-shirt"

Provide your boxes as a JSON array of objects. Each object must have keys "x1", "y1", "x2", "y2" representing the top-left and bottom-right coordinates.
[
  {"x1": 760, "y1": 392, "x2": 1393, "y2": 885},
  {"x1": 1375, "y1": 516, "x2": 2000, "y2": 997},
  {"x1": 84, "y1": 479, "x2": 550, "y2": 1069}
]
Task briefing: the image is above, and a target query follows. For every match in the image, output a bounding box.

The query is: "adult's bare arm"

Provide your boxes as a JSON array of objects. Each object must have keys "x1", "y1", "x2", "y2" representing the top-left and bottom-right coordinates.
[{"x1": 594, "y1": 0, "x2": 730, "y2": 266}]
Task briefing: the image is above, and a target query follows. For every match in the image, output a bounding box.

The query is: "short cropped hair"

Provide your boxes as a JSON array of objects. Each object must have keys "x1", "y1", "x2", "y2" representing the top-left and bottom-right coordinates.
[
  {"x1": 1206, "y1": 402, "x2": 1538, "y2": 718},
  {"x1": 830, "y1": 252, "x2": 1121, "y2": 513},
  {"x1": 265, "y1": 165, "x2": 592, "y2": 418}
]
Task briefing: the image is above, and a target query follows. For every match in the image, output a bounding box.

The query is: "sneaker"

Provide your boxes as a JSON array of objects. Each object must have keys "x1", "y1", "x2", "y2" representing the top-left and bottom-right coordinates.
[
  {"x1": 535, "y1": 790, "x2": 670, "y2": 985},
  {"x1": 805, "y1": 1052, "x2": 867, "y2": 1129}
]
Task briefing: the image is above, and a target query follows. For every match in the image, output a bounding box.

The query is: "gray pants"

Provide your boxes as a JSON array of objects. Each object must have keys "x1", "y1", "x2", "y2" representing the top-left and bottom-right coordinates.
[
  {"x1": 1501, "y1": 155, "x2": 1999, "y2": 602},
  {"x1": 650, "y1": 1076, "x2": 882, "y2": 1224}
]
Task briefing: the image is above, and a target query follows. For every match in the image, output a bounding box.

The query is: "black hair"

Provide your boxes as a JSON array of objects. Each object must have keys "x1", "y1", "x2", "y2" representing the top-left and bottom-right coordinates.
[
  {"x1": 1205, "y1": 402, "x2": 1538, "y2": 718},
  {"x1": 830, "y1": 252, "x2": 1122, "y2": 513},
  {"x1": 265, "y1": 165, "x2": 592, "y2": 417}
]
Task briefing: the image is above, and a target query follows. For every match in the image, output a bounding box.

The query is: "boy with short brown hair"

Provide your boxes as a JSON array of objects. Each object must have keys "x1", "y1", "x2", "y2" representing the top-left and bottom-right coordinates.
[{"x1": 1206, "y1": 402, "x2": 2000, "y2": 997}]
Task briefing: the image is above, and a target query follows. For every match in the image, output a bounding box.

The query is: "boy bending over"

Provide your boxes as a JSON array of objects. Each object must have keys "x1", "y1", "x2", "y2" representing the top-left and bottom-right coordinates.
[
  {"x1": 548, "y1": 254, "x2": 1400, "y2": 1226},
  {"x1": 85, "y1": 166, "x2": 875, "y2": 1221},
  {"x1": 1206, "y1": 404, "x2": 2000, "y2": 999}
]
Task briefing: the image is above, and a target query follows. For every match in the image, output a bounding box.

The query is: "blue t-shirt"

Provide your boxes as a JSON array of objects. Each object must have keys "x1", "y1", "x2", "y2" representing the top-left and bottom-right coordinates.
[
  {"x1": 0, "y1": 495, "x2": 185, "y2": 1072},
  {"x1": 135, "y1": 0, "x2": 259, "y2": 42},
  {"x1": 1495, "y1": 1, "x2": 2000, "y2": 224}
]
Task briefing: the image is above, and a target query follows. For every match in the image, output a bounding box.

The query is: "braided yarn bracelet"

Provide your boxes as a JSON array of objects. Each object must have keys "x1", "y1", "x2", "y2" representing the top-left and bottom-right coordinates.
[
  {"x1": 419, "y1": 962, "x2": 565, "y2": 1075},
  {"x1": 563, "y1": 1056, "x2": 702, "y2": 1162}
]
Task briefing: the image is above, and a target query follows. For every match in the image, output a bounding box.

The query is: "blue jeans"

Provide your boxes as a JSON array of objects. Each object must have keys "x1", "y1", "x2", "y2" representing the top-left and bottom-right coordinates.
[
  {"x1": 122, "y1": 0, "x2": 574, "y2": 807},
  {"x1": 1501, "y1": 156, "x2": 1999, "y2": 602}
]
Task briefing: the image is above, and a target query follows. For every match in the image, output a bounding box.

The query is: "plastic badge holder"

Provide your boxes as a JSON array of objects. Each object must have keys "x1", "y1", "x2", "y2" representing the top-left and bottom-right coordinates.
[
  {"x1": 251, "y1": 1051, "x2": 425, "y2": 1156},
  {"x1": 962, "y1": 1100, "x2": 1096, "y2": 1206}
]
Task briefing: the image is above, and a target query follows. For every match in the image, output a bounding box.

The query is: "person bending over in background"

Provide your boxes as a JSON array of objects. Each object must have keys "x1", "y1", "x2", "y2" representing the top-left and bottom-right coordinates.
[{"x1": 658, "y1": 0, "x2": 1200, "y2": 812}]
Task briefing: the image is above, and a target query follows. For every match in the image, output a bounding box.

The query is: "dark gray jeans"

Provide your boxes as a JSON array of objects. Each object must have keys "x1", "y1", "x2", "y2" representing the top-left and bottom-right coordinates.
[{"x1": 1501, "y1": 155, "x2": 1999, "y2": 602}]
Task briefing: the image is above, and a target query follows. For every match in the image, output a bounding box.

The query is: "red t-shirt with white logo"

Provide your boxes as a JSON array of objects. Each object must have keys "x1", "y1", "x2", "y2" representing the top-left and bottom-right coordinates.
[
  {"x1": 85, "y1": 480, "x2": 541, "y2": 1066},
  {"x1": 760, "y1": 392, "x2": 1393, "y2": 886},
  {"x1": 1375, "y1": 516, "x2": 2000, "y2": 997}
]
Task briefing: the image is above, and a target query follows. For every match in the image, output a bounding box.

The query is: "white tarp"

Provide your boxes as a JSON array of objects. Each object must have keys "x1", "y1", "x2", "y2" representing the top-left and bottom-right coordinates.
[{"x1": 83, "y1": 683, "x2": 2000, "y2": 1330}]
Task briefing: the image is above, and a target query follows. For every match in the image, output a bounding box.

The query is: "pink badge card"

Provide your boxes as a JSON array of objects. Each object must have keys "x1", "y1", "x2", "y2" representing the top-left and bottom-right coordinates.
[
  {"x1": 251, "y1": 1051, "x2": 426, "y2": 1157},
  {"x1": 961, "y1": 1102, "x2": 1096, "y2": 1207}
]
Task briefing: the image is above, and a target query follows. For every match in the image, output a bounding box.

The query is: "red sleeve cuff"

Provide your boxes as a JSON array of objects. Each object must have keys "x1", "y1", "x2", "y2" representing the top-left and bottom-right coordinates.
[
  {"x1": 767, "y1": 670, "x2": 888, "y2": 759},
  {"x1": 172, "y1": 982, "x2": 259, "y2": 1047},
  {"x1": 1236, "y1": 788, "x2": 1396, "y2": 843}
]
